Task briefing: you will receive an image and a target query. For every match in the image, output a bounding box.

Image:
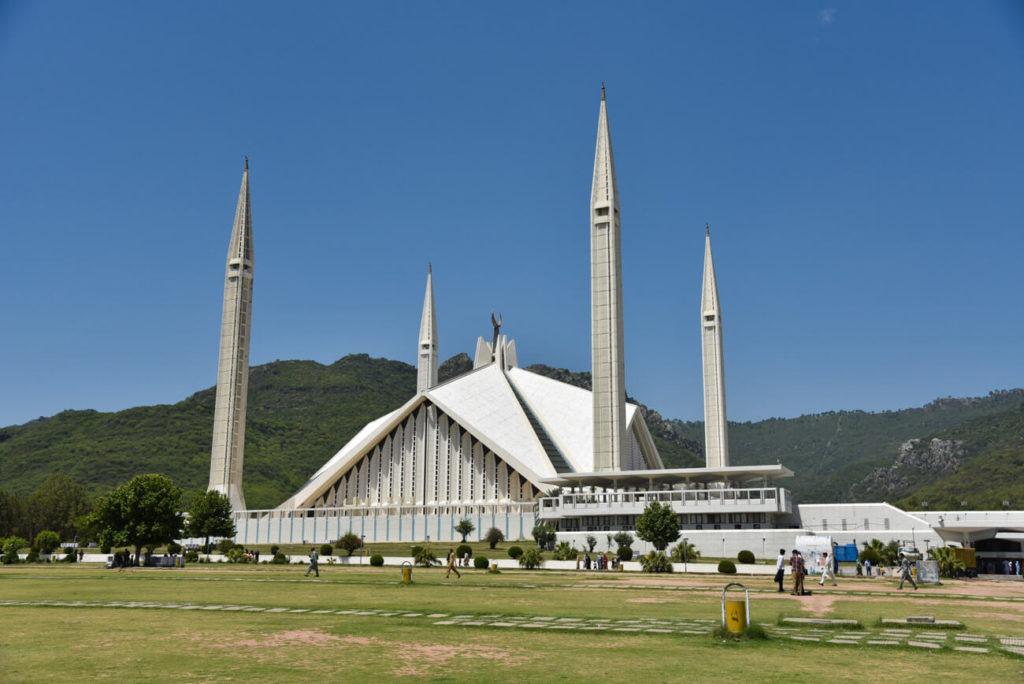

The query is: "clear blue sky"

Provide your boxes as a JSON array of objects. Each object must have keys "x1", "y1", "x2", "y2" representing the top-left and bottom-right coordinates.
[{"x1": 1, "y1": 1, "x2": 1022, "y2": 427}]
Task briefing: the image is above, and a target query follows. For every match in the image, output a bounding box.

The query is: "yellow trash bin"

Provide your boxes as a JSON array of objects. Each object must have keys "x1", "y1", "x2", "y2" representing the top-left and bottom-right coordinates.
[
  {"x1": 401, "y1": 561, "x2": 412, "y2": 585},
  {"x1": 721, "y1": 583, "x2": 749, "y2": 635}
]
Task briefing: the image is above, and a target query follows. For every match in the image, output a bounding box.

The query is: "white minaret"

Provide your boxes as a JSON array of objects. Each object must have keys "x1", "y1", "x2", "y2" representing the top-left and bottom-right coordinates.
[
  {"x1": 208, "y1": 159, "x2": 254, "y2": 511},
  {"x1": 701, "y1": 224, "x2": 729, "y2": 468},
  {"x1": 590, "y1": 85, "x2": 626, "y2": 472},
  {"x1": 416, "y1": 264, "x2": 438, "y2": 393}
]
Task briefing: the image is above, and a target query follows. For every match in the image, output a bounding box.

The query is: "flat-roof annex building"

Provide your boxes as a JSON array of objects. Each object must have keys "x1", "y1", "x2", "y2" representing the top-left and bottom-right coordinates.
[{"x1": 213, "y1": 90, "x2": 1024, "y2": 568}]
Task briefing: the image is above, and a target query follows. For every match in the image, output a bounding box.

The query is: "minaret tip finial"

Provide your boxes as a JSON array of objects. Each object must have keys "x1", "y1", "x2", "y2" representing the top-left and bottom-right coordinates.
[
  {"x1": 601, "y1": 82, "x2": 606, "y2": 101},
  {"x1": 428, "y1": 261, "x2": 432, "y2": 275},
  {"x1": 244, "y1": 156, "x2": 249, "y2": 171},
  {"x1": 705, "y1": 223, "x2": 710, "y2": 236}
]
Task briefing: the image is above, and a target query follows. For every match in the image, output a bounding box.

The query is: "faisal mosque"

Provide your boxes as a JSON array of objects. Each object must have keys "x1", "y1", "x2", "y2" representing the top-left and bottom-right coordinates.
[{"x1": 204, "y1": 88, "x2": 1024, "y2": 562}]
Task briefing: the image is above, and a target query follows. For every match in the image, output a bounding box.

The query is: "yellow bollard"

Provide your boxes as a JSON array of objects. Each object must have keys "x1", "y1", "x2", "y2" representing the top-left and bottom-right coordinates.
[
  {"x1": 724, "y1": 598, "x2": 747, "y2": 634},
  {"x1": 721, "y1": 583, "x2": 750, "y2": 635},
  {"x1": 401, "y1": 561, "x2": 412, "y2": 585}
]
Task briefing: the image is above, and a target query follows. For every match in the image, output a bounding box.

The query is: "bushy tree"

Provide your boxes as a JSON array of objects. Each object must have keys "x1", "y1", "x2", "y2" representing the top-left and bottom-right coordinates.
[
  {"x1": 518, "y1": 547, "x2": 544, "y2": 569},
  {"x1": 639, "y1": 551, "x2": 673, "y2": 573},
  {"x1": 635, "y1": 501, "x2": 680, "y2": 551},
  {"x1": 335, "y1": 532, "x2": 363, "y2": 556},
  {"x1": 671, "y1": 541, "x2": 700, "y2": 562},
  {"x1": 33, "y1": 530, "x2": 61, "y2": 554},
  {"x1": 613, "y1": 532, "x2": 634, "y2": 550},
  {"x1": 26, "y1": 473, "x2": 92, "y2": 541},
  {"x1": 89, "y1": 474, "x2": 184, "y2": 566},
  {"x1": 484, "y1": 527, "x2": 505, "y2": 549},
  {"x1": 552, "y1": 541, "x2": 576, "y2": 560},
  {"x1": 585, "y1": 535, "x2": 598, "y2": 552},
  {"x1": 0, "y1": 489, "x2": 27, "y2": 538},
  {"x1": 455, "y1": 518, "x2": 475, "y2": 543},
  {"x1": 929, "y1": 547, "x2": 966, "y2": 578},
  {"x1": 1, "y1": 536, "x2": 28, "y2": 564},
  {"x1": 414, "y1": 546, "x2": 438, "y2": 567},
  {"x1": 531, "y1": 523, "x2": 556, "y2": 550},
  {"x1": 185, "y1": 491, "x2": 235, "y2": 551}
]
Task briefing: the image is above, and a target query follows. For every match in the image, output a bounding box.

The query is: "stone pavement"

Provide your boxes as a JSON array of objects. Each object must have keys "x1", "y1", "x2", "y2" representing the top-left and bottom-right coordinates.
[{"x1": 2, "y1": 598, "x2": 1022, "y2": 658}]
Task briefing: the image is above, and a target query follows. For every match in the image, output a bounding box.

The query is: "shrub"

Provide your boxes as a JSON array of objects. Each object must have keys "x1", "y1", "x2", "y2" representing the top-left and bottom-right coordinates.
[
  {"x1": 226, "y1": 547, "x2": 247, "y2": 563},
  {"x1": 456, "y1": 544, "x2": 472, "y2": 559},
  {"x1": 737, "y1": 550, "x2": 756, "y2": 564},
  {"x1": 369, "y1": 554, "x2": 384, "y2": 567},
  {"x1": 718, "y1": 559, "x2": 737, "y2": 574},
  {"x1": 518, "y1": 548, "x2": 544, "y2": 569},
  {"x1": 507, "y1": 545, "x2": 524, "y2": 560},
  {"x1": 639, "y1": 551, "x2": 673, "y2": 573},
  {"x1": 167, "y1": 542, "x2": 182, "y2": 554},
  {"x1": 34, "y1": 530, "x2": 61, "y2": 554},
  {"x1": 552, "y1": 541, "x2": 576, "y2": 561},
  {"x1": 617, "y1": 546, "x2": 633, "y2": 561},
  {"x1": 335, "y1": 532, "x2": 363, "y2": 557},
  {"x1": 474, "y1": 556, "x2": 489, "y2": 569},
  {"x1": 270, "y1": 544, "x2": 280, "y2": 556},
  {"x1": 319, "y1": 543, "x2": 333, "y2": 557},
  {"x1": 26, "y1": 549, "x2": 41, "y2": 563},
  {"x1": 531, "y1": 523, "x2": 556, "y2": 550},
  {"x1": 1, "y1": 536, "x2": 27, "y2": 564},
  {"x1": 185, "y1": 550, "x2": 199, "y2": 563},
  {"x1": 270, "y1": 552, "x2": 289, "y2": 565},
  {"x1": 217, "y1": 539, "x2": 237, "y2": 554},
  {"x1": 410, "y1": 545, "x2": 423, "y2": 558},
  {"x1": 62, "y1": 546, "x2": 77, "y2": 563},
  {"x1": 484, "y1": 527, "x2": 505, "y2": 549},
  {"x1": 414, "y1": 546, "x2": 438, "y2": 567},
  {"x1": 100, "y1": 543, "x2": 112, "y2": 554},
  {"x1": 670, "y1": 541, "x2": 701, "y2": 562}
]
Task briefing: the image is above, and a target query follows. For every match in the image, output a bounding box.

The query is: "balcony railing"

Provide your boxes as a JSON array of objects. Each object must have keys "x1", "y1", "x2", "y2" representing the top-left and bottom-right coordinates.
[{"x1": 539, "y1": 487, "x2": 791, "y2": 516}]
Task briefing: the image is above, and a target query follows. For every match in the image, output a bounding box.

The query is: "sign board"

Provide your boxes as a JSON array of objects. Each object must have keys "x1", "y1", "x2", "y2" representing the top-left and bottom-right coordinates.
[{"x1": 794, "y1": 535, "x2": 833, "y2": 575}]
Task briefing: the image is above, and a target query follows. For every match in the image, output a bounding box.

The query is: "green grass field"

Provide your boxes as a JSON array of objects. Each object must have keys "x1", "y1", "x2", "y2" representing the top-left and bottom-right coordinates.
[{"x1": 2, "y1": 564, "x2": 1023, "y2": 681}]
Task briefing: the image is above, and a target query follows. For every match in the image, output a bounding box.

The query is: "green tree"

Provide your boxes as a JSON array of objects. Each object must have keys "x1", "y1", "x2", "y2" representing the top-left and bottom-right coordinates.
[
  {"x1": 0, "y1": 489, "x2": 27, "y2": 538},
  {"x1": 484, "y1": 527, "x2": 504, "y2": 549},
  {"x1": 335, "y1": 532, "x2": 363, "y2": 556},
  {"x1": 518, "y1": 547, "x2": 544, "y2": 569},
  {"x1": 454, "y1": 518, "x2": 475, "y2": 543},
  {"x1": 89, "y1": 474, "x2": 184, "y2": 566},
  {"x1": 33, "y1": 530, "x2": 61, "y2": 554},
  {"x1": 185, "y1": 490, "x2": 235, "y2": 551},
  {"x1": 613, "y1": 531, "x2": 634, "y2": 550},
  {"x1": 531, "y1": 523, "x2": 556, "y2": 550},
  {"x1": 670, "y1": 541, "x2": 700, "y2": 562},
  {"x1": 635, "y1": 501, "x2": 680, "y2": 551},
  {"x1": 2, "y1": 536, "x2": 29, "y2": 564},
  {"x1": 26, "y1": 473, "x2": 91, "y2": 540}
]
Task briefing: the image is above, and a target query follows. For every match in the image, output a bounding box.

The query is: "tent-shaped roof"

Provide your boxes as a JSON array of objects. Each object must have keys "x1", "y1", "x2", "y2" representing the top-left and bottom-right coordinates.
[{"x1": 278, "y1": 363, "x2": 663, "y2": 510}]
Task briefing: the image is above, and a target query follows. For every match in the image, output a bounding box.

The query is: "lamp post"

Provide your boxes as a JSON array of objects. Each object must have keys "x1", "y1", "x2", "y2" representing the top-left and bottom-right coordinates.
[
  {"x1": 683, "y1": 537, "x2": 689, "y2": 574},
  {"x1": 360, "y1": 535, "x2": 366, "y2": 565}
]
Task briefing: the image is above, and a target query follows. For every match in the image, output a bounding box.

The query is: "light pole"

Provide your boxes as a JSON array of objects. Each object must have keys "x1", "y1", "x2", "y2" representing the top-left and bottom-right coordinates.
[
  {"x1": 360, "y1": 535, "x2": 366, "y2": 565},
  {"x1": 683, "y1": 537, "x2": 689, "y2": 574}
]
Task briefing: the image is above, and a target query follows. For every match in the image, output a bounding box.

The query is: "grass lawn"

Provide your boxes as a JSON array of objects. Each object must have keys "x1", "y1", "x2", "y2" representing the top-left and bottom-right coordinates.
[{"x1": 2, "y1": 564, "x2": 1023, "y2": 681}]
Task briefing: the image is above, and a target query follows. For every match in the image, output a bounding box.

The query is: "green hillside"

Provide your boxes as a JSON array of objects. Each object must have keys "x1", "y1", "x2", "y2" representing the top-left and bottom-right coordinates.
[{"x1": 0, "y1": 353, "x2": 1021, "y2": 509}]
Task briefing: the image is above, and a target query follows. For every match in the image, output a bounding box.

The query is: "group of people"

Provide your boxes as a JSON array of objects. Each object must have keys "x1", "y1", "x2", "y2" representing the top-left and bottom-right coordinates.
[
  {"x1": 774, "y1": 548, "x2": 837, "y2": 595},
  {"x1": 773, "y1": 547, "x2": 921, "y2": 592},
  {"x1": 576, "y1": 551, "x2": 618, "y2": 571}
]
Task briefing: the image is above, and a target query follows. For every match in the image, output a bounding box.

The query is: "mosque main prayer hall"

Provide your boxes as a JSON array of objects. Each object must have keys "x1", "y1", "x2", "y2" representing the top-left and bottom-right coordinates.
[{"x1": 206, "y1": 88, "x2": 1024, "y2": 558}]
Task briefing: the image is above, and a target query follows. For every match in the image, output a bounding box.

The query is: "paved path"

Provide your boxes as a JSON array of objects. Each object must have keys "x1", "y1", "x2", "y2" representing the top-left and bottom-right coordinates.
[{"x1": 2, "y1": 598, "x2": 1023, "y2": 658}]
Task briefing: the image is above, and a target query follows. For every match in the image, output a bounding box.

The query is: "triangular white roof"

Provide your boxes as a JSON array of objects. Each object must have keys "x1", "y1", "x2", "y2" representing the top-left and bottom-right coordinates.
[{"x1": 278, "y1": 363, "x2": 662, "y2": 509}]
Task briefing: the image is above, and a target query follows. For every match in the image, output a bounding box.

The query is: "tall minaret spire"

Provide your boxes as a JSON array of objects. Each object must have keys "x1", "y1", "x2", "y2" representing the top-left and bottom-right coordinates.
[
  {"x1": 208, "y1": 160, "x2": 254, "y2": 511},
  {"x1": 416, "y1": 264, "x2": 438, "y2": 393},
  {"x1": 701, "y1": 224, "x2": 730, "y2": 468},
  {"x1": 590, "y1": 85, "x2": 626, "y2": 471}
]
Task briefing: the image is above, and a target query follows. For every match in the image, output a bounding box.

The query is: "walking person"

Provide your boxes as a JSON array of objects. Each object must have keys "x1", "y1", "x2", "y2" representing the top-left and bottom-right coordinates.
[
  {"x1": 818, "y1": 552, "x2": 837, "y2": 587},
  {"x1": 774, "y1": 548, "x2": 786, "y2": 593},
  {"x1": 446, "y1": 548, "x2": 461, "y2": 579},
  {"x1": 790, "y1": 550, "x2": 805, "y2": 595},
  {"x1": 897, "y1": 553, "x2": 918, "y2": 590},
  {"x1": 305, "y1": 546, "x2": 320, "y2": 577}
]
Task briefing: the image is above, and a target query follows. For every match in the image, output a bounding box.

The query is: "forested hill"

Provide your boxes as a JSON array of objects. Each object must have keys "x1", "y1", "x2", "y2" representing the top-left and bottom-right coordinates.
[{"x1": 1, "y1": 353, "x2": 1021, "y2": 510}]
